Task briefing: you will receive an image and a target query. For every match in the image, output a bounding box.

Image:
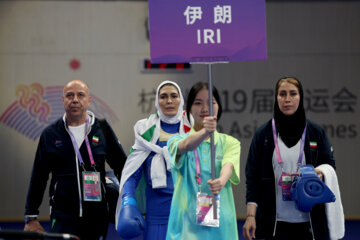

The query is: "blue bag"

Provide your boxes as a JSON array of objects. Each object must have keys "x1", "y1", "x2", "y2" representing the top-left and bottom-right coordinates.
[{"x1": 291, "y1": 165, "x2": 335, "y2": 212}]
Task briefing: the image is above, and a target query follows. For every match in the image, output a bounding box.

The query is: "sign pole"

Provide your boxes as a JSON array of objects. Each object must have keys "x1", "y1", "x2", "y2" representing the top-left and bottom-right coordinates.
[
  {"x1": 207, "y1": 63, "x2": 217, "y2": 219},
  {"x1": 194, "y1": 61, "x2": 227, "y2": 220}
]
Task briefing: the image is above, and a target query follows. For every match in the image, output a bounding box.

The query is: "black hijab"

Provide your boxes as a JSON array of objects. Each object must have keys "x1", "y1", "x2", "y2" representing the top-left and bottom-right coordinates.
[{"x1": 273, "y1": 77, "x2": 306, "y2": 148}]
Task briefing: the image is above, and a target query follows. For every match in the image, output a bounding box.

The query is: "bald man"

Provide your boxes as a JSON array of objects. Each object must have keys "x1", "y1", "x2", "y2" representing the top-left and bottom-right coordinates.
[{"x1": 24, "y1": 80, "x2": 127, "y2": 239}]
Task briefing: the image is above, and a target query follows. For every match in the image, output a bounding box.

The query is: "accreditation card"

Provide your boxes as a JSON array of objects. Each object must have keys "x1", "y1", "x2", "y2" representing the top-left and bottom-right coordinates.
[
  {"x1": 82, "y1": 171, "x2": 102, "y2": 202},
  {"x1": 196, "y1": 192, "x2": 220, "y2": 227}
]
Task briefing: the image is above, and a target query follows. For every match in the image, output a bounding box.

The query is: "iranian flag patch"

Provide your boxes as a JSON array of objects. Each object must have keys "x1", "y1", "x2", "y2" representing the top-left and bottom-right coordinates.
[
  {"x1": 310, "y1": 141, "x2": 317, "y2": 147},
  {"x1": 92, "y1": 136, "x2": 99, "y2": 143}
]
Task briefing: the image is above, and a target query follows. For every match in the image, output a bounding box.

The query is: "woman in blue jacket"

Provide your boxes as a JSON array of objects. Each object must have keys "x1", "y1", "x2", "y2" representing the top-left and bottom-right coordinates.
[{"x1": 242, "y1": 77, "x2": 336, "y2": 240}]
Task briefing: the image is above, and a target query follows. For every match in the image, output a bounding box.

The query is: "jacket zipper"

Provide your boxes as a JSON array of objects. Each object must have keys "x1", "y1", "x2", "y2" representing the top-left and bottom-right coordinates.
[
  {"x1": 309, "y1": 212, "x2": 315, "y2": 240},
  {"x1": 273, "y1": 216, "x2": 278, "y2": 237},
  {"x1": 273, "y1": 176, "x2": 278, "y2": 237},
  {"x1": 64, "y1": 125, "x2": 83, "y2": 217},
  {"x1": 75, "y1": 155, "x2": 83, "y2": 217}
]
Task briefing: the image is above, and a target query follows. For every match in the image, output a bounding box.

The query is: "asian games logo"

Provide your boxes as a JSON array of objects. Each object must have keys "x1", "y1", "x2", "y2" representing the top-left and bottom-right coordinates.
[{"x1": 0, "y1": 83, "x2": 119, "y2": 140}]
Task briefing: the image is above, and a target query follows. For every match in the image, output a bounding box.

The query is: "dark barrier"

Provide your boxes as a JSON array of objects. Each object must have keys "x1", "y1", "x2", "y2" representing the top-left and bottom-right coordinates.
[{"x1": 0, "y1": 230, "x2": 80, "y2": 239}]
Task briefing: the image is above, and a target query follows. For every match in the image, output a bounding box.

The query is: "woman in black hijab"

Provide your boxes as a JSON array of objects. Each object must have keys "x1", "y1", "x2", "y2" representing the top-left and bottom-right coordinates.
[
  {"x1": 273, "y1": 77, "x2": 306, "y2": 148},
  {"x1": 242, "y1": 77, "x2": 336, "y2": 240}
]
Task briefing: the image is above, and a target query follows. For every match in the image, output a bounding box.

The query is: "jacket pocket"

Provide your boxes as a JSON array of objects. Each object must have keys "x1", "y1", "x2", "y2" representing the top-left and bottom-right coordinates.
[{"x1": 51, "y1": 174, "x2": 78, "y2": 210}]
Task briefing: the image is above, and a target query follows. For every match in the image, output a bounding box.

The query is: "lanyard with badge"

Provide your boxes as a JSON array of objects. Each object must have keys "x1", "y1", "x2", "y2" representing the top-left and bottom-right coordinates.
[
  {"x1": 194, "y1": 148, "x2": 220, "y2": 227},
  {"x1": 67, "y1": 117, "x2": 102, "y2": 202},
  {"x1": 272, "y1": 118, "x2": 307, "y2": 201}
]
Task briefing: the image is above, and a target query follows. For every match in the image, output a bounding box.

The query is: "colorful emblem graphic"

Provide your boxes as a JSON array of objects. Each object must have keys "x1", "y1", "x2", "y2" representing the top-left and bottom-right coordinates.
[{"x1": 0, "y1": 83, "x2": 119, "y2": 140}]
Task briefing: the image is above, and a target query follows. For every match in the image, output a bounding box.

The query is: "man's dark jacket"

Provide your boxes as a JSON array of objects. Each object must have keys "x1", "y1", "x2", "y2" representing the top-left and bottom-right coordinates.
[{"x1": 25, "y1": 116, "x2": 126, "y2": 217}]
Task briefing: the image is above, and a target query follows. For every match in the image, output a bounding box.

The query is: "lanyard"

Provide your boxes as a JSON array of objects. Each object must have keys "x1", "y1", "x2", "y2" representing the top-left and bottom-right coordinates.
[
  {"x1": 194, "y1": 149, "x2": 202, "y2": 185},
  {"x1": 194, "y1": 145, "x2": 216, "y2": 186},
  {"x1": 66, "y1": 117, "x2": 96, "y2": 168},
  {"x1": 271, "y1": 118, "x2": 307, "y2": 170}
]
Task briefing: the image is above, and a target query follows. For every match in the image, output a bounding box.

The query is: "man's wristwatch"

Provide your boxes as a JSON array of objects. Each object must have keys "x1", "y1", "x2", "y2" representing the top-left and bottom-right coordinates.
[{"x1": 24, "y1": 216, "x2": 37, "y2": 224}]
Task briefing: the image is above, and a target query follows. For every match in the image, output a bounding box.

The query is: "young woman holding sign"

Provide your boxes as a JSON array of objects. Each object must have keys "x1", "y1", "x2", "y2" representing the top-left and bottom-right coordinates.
[{"x1": 166, "y1": 82, "x2": 240, "y2": 240}]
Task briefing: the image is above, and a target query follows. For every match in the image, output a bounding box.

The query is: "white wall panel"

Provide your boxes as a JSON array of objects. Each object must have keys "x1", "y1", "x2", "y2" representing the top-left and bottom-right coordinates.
[{"x1": 0, "y1": 1, "x2": 359, "y2": 219}]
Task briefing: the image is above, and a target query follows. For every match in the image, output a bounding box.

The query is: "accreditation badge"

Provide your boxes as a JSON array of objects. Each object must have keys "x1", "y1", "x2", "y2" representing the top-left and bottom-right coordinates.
[
  {"x1": 280, "y1": 173, "x2": 292, "y2": 201},
  {"x1": 82, "y1": 171, "x2": 102, "y2": 202},
  {"x1": 279, "y1": 172, "x2": 299, "y2": 201},
  {"x1": 196, "y1": 192, "x2": 220, "y2": 227}
]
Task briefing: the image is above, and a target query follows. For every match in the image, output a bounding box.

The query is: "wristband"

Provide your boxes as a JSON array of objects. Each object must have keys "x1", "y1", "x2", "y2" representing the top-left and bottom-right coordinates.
[
  {"x1": 246, "y1": 214, "x2": 255, "y2": 218},
  {"x1": 122, "y1": 196, "x2": 137, "y2": 207}
]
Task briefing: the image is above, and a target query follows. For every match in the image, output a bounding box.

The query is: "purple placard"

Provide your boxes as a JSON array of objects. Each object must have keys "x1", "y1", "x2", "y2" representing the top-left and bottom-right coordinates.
[{"x1": 148, "y1": 0, "x2": 267, "y2": 63}]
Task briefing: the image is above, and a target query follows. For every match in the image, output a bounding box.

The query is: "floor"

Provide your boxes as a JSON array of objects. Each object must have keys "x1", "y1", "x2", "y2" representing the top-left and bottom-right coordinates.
[{"x1": 0, "y1": 220, "x2": 358, "y2": 239}]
